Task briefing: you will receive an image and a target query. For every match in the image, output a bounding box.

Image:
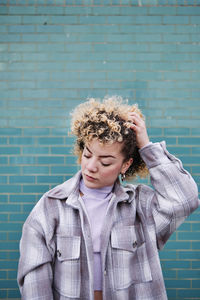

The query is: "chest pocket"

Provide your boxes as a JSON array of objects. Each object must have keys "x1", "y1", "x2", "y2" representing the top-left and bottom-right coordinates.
[
  {"x1": 53, "y1": 235, "x2": 81, "y2": 298},
  {"x1": 111, "y1": 224, "x2": 152, "y2": 290}
]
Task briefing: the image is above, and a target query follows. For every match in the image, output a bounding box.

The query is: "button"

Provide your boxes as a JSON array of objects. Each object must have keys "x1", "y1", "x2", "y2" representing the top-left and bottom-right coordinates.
[
  {"x1": 104, "y1": 270, "x2": 107, "y2": 276},
  {"x1": 132, "y1": 241, "x2": 137, "y2": 248},
  {"x1": 57, "y1": 250, "x2": 61, "y2": 257}
]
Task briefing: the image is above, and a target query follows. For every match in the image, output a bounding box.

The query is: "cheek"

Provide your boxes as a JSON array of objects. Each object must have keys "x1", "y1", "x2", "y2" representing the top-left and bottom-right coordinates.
[
  {"x1": 80, "y1": 156, "x2": 86, "y2": 169},
  {"x1": 102, "y1": 165, "x2": 121, "y2": 177}
]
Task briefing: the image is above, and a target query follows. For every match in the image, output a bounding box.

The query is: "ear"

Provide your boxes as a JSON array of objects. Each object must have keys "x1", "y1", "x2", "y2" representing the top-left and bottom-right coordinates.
[{"x1": 121, "y1": 158, "x2": 133, "y2": 174}]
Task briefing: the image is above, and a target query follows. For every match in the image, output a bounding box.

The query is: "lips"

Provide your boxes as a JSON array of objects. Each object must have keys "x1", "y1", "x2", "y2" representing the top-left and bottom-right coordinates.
[{"x1": 85, "y1": 174, "x2": 97, "y2": 181}]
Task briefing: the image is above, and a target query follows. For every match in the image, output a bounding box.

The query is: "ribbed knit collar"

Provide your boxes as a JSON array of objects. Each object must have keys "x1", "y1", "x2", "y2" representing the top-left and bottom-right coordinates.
[{"x1": 79, "y1": 178, "x2": 113, "y2": 200}]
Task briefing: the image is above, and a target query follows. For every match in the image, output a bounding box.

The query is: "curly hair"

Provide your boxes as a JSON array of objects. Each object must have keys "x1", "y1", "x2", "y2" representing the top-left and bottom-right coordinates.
[{"x1": 71, "y1": 95, "x2": 148, "y2": 180}]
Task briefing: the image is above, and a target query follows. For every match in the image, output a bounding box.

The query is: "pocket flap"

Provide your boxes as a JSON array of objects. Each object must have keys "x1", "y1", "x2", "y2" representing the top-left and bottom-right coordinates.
[
  {"x1": 56, "y1": 235, "x2": 80, "y2": 261},
  {"x1": 111, "y1": 225, "x2": 144, "y2": 252}
]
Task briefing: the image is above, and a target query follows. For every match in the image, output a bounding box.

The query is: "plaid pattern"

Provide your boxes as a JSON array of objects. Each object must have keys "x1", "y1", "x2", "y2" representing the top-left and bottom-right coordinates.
[{"x1": 18, "y1": 142, "x2": 199, "y2": 300}]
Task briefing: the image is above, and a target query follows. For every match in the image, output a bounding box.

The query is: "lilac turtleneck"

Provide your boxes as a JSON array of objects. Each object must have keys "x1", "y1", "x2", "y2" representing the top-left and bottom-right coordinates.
[{"x1": 79, "y1": 179, "x2": 113, "y2": 291}]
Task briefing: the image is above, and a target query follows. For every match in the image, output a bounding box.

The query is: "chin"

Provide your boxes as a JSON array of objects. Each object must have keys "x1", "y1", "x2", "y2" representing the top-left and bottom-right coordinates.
[{"x1": 83, "y1": 179, "x2": 100, "y2": 189}]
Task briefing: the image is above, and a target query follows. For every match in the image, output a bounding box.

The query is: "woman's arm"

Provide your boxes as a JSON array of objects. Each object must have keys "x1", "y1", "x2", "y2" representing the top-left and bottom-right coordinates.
[
  {"x1": 139, "y1": 141, "x2": 199, "y2": 249},
  {"x1": 129, "y1": 112, "x2": 199, "y2": 249}
]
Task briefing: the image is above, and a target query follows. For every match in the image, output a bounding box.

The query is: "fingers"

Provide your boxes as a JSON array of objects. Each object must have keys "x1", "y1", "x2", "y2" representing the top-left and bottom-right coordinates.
[
  {"x1": 127, "y1": 112, "x2": 150, "y2": 148},
  {"x1": 128, "y1": 112, "x2": 145, "y2": 130}
]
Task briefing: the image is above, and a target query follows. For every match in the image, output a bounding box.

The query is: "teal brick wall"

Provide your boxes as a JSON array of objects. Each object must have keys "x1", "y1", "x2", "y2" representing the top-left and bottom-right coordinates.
[{"x1": 0, "y1": 0, "x2": 200, "y2": 299}]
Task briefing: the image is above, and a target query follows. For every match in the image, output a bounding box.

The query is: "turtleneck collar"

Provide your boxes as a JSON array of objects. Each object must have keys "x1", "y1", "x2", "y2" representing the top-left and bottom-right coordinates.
[{"x1": 79, "y1": 178, "x2": 113, "y2": 200}]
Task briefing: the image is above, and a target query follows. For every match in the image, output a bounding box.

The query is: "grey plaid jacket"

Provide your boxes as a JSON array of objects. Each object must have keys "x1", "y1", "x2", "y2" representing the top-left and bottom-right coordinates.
[{"x1": 18, "y1": 142, "x2": 199, "y2": 300}]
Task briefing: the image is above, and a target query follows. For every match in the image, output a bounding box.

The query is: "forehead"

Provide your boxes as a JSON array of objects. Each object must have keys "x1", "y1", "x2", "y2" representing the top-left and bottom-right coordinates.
[{"x1": 85, "y1": 139, "x2": 124, "y2": 157}]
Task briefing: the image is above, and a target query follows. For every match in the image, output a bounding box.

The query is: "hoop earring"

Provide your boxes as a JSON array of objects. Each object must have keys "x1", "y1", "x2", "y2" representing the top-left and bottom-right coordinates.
[{"x1": 121, "y1": 173, "x2": 126, "y2": 182}]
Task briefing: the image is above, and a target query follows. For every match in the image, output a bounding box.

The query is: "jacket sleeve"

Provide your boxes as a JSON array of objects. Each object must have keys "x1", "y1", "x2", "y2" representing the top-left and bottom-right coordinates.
[
  {"x1": 139, "y1": 141, "x2": 200, "y2": 250},
  {"x1": 17, "y1": 197, "x2": 55, "y2": 300}
]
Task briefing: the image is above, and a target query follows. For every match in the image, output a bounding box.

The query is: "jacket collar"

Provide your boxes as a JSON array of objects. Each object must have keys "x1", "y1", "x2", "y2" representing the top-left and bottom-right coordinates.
[
  {"x1": 114, "y1": 180, "x2": 135, "y2": 203},
  {"x1": 47, "y1": 171, "x2": 135, "y2": 206}
]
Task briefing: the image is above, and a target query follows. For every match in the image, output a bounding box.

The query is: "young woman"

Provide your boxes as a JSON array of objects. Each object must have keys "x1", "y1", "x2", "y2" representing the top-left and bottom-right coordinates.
[{"x1": 18, "y1": 96, "x2": 199, "y2": 300}]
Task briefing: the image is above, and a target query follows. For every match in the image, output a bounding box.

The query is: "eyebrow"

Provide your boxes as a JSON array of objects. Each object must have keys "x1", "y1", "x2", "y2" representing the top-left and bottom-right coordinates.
[{"x1": 86, "y1": 146, "x2": 116, "y2": 159}]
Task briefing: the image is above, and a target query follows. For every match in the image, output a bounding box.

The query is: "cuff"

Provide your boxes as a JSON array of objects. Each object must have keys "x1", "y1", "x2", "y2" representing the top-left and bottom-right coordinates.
[{"x1": 139, "y1": 141, "x2": 170, "y2": 169}]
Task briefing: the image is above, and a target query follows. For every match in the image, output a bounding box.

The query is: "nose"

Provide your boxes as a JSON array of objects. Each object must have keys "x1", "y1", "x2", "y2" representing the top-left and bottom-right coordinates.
[{"x1": 86, "y1": 157, "x2": 98, "y2": 173}]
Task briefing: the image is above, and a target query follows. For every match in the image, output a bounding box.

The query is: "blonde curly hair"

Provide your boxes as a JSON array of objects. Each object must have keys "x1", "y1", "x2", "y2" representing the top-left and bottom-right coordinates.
[{"x1": 71, "y1": 95, "x2": 148, "y2": 180}]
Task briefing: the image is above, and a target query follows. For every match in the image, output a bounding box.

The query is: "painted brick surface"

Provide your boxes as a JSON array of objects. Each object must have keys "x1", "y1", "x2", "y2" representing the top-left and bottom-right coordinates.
[{"x1": 0, "y1": 0, "x2": 200, "y2": 299}]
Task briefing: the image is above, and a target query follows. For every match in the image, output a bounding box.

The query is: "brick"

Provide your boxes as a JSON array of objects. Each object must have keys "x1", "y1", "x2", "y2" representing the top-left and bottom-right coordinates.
[
  {"x1": 36, "y1": 25, "x2": 64, "y2": 33},
  {"x1": 8, "y1": 289, "x2": 21, "y2": 298},
  {"x1": 191, "y1": 16, "x2": 200, "y2": 24},
  {"x1": 0, "y1": 279, "x2": 18, "y2": 289},
  {"x1": 192, "y1": 280, "x2": 200, "y2": 288},
  {"x1": 0, "y1": 260, "x2": 18, "y2": 269},
  {"x1": 179, "y1": 251, "x2": 200, "y2": 260},
  {"x1": 164, "y1": 128, "x2": 190, "y2": 136},
  {"x1": 8, "y1": 232, "x2": 21, "y2": 242},
  {"x1": 9, "y1": 6, "x2": 36, "y2": 15},
  {"x1": 149, "y1": 7, "x2": 176, "y2": 15},
  {"x1": 178, "y1": 269, "x2": 200, "y2": 279},
  {"x1": 37, "y1": 156, "x2": 64, "y2": 164},
  {"x1": 178, "y1": 289, "x2": 200, "y2": 297},
  {"x1": 22, "y1": 34, "x2": 49, "y2": 42},
  {"x1": 36, "y1": 6, "x2": 64, "y2": 15},
  {"x1": 10, "y1": 194, "x2": 36, "y2": 203},
  {"x1": 80, "y1": 15, "x2": 106, "y2": 24},
  {"x1": 0, "y1": 175, "x2": 7, "y2": 183},
  {"x1": 178, "y1": 7, "x2": 200, "y2": 15},
  {"x1": 64, "y1": 6, "x2": 92, "y2": 15},
  {"x1": 9, "y1": 25, "x2": 35, "y2": 33},
  {"x1": 0, "y1": 185, "x2": 21, "y2": 193},
  {"x1": 37, "y1": 137, "x2": 64, "y2": 145},
  {"x1": 134, "y1": 16, "x2": 162, "y2": 24},
  {"x1": 192, "y1": 261, "x2": 200, "y2": 269},
  {"x1": 165, "y1": 279, "x2": 191, "y2": 288},
  {"x1": 0, "y1": 5, "x2": 8, "y2": 14},
  {"x1": 0, "y1": 204, "x2": 20, "y2": 212},
  {"x1": 0, "y1": 16, "x2": 22, "y2": 24},
  {"x1": 178, "y1": 137, "x2": 200, "y2": 146},
  {"x1": 0, "y1": 290, "x2": 7, "y2": 298},
  {"x1": 9, "y1": 176, "x2": 35, "y2": 184},
  {"x1": 163, "y1": 16, "x2": 189, "y2": 24},
  {"x1": 0, "y1": 270, "x2": 6, "y2": 279},
  {"x1": 0, "y1": 25, "x2": 8, "y2": 33},
  {"x1": 162, "y1": 269, "x2": 177, "y2": 279},
  {"x1": 23, "y1": 185, "x2": 49, "y2": 193},
  {"x1": 9, "y1": 137, "x2": 35, "y2": 145},
  {"x1": 192, "y1": 223, "x2": 200, "y2": 231},
  {"x1": 22, "y1": 166, "x2": 49, "y2": 174},
  {"x1": 178, "y1": 232, "x2": 200, "y2": 241},
  {"x1": 9, "y1": 156, "x2": 37, "y2": 165},
  {"x1": 191, "y1": 34, "x2": 200, "y2": 42},
  {"x1": 51, "y1": 165, "x2": 79, "y2": 174},
  {"x1": 164, "y1": 241, "x2": 191, "y2": 250},
  {"x1": 22, "y1": 71, "x2": 50, "y2": 80},
  {"x1": 23, "y1": 128, "x2": 50, "y2": 136},
  {"x1": 37, "y1": 175, "x2": 63, "y2": 183},
  {"x1": 178, "y1": 222, "x2": 191, "y2": 231},
  {"x1": 22, "y1": 15, "x2": 51, "y2": 24},
  {"x1": 181, "y1": 156, "x2": 200, "y2": 165},
  {"x1": 0, "y1": 166, "x2": 20, "y2": 174},
  {"x1": 22, "y1": 147, "x2": 49, "y2": 155},
  {"x1": 159, "y1": 250, "x2": 177, "y2": 259}
]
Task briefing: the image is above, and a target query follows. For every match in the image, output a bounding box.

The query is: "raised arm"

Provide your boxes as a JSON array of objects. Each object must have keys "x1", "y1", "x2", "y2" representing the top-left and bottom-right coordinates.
[
  {"x1": 128, "y1": 112, "x2": 199, "y2": 249},
  {"x1": 139, "y1": 141, "x2": 199, "y2": 249}
]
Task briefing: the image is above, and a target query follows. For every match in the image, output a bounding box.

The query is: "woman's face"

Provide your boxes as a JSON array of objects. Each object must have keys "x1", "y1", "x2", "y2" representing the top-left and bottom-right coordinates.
[{"x1": 81, "y1": 139, "x2": 132, "y2": 189}]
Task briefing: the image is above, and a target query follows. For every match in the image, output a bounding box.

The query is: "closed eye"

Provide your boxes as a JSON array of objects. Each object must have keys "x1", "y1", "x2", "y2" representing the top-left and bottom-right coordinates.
[{"x1": 101, "y1": 162, "x2": 111, "y2": 167}]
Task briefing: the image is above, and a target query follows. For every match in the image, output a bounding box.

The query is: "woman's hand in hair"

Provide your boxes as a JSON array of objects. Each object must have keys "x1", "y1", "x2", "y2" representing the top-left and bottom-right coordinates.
[{"x1": 128, "y1": 112, "x2": 150, "y2": 149}]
